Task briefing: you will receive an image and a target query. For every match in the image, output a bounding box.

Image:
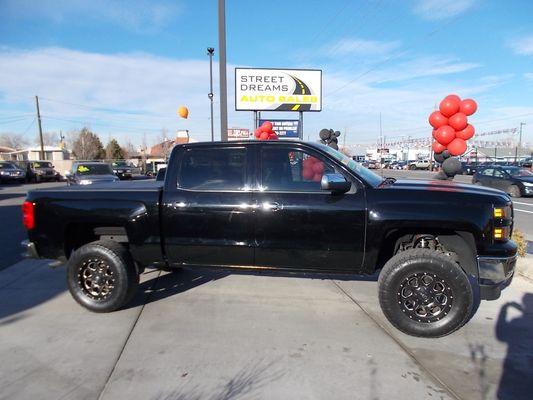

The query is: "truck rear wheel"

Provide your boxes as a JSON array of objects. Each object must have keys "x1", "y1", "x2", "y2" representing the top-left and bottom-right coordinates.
[
  {"x1": 378, "y1": 248, "x2": 473, "y2": 338},
  {"x1": 67, "y1": 240, "x2": 139, "y2": 312}
]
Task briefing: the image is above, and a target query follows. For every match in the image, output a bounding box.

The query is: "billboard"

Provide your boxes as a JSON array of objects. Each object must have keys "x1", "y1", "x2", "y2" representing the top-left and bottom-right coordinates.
[
  {"x1": 227, "y1": 128, "x2": 250, "y2": 141},
  {"x1": 259, "y1": 119, "x2": 299, "y2": 138},
  {"x1": 235, "y1": 68, "x2": 322, "y2": 112}
]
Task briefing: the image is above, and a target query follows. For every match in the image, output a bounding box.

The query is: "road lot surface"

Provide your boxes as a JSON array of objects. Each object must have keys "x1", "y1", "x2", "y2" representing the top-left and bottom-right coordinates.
[{"x1": 1, "y1": 174, "x2": 532, "y2": 399}]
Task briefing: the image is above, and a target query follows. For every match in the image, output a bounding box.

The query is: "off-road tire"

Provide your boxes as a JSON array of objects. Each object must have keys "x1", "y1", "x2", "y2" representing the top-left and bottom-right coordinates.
[
  {"x1": 67, "y1": 240, "x2": 139, "y2": 312},
  {"x1": 378, "y1": 248, "x2": 473, "y2": 338}
]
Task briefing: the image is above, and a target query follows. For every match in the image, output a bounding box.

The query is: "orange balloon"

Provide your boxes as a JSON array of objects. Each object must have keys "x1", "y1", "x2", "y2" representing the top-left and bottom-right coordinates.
[{"x1": 177, "y1": 106, "x2": 189, "y2": 119}]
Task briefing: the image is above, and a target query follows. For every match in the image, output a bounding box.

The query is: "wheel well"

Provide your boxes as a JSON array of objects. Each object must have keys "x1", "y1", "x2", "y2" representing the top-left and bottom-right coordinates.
[
  {"x1": 64, "y1": 224, "x2": 128, "y2": 258},
  {"x1": 375, "y1": 229, "x2": 478, "y2": 278}
]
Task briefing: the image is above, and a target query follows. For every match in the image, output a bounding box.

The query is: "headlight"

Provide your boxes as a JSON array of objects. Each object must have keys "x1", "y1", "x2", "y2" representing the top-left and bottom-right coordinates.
[
  {"x1": 113, "y1": 169, "x2": 118, "y2": 173},
  {"x1": 523, "y1": 182, "x2": 533, "y2": 187},
  {"x1": 36, "y1": 170, "x2": 44, "y2": 174},
  {"x1": 79, "y1": 179, "x2": 92, "y2": 185},
  {"x1": 0, "y1": 171, "x2": 7, "y2": 175}
]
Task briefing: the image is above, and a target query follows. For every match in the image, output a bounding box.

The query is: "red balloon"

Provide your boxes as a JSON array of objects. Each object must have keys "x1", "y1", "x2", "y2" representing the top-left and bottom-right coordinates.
[
  {"x1": 312, "y1": 162, "x2": 324, "y2": 174},
  {"x1": 432, "y1": 129, "x2": 438, "y2": 139},
  {"x1": 302, "y1": 167, "x2": 314, "y2": 180},
  {"x1": 428, "y1": 111, "x2": 448, "y2": 129},
  {"x1": 268, "y1": 133, "x2": 279, "y2": 140},
  {"x1": 303, "y1": 157, "x2": 315, "y2": 169},
  {"x1": 432, "y1": 141, "x2": 447, "y2": 153},
  {"x1": 439, "y1": 95, "x2": 461, "y2": 117},
  {"x1": 312, "y1": 173, "x2": 322, "y2": 182},
  {"x1": 447, "y1": 138, "x2": 467, "y2": 156},
  {"x1": 259, "y1": 131, "x2": 269, "y2": 140},
  {"x1": 455, "y1": 124, "x2": 475, "y2": 140},
  {"x1": 261, "y1": 121, "x2": 273, "y2": 132},
  {"x1": 434, "y1": 125, "x2": 456, "y2": 145},
  {"x1": 460, "y1": 99, "x2": 477, "y2": 116},
  {"x1": 254, "y1": 128, "x2": 262, "y2": 139},
  {"x1": 448, "y1": 112, "x2": 468, "y2": 131}
]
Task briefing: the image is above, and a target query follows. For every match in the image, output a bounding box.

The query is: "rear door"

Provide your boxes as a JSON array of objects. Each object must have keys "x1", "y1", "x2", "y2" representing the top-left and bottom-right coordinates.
[
  {"x1": 252, "y1": 144, "x2": 366, "y2": 272},
  {"x1": 161, "y1": 144, "x2": 255, "y2": 267},
  {"x1": 477, "y1": 167, "x2": 495, "y2": 187},
  {"x1": 492, "y1": 167, "x2": 511, "y2": 191}
]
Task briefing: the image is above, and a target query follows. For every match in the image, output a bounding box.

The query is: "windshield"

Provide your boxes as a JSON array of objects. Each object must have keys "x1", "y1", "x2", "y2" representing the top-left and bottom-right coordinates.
[
  {"x1": 0, "y1": 162, "x2": 17, "y2": 169},
  {"x1": 75, "y1": 164, "x2": 113, "y2": 175},
  {"x1": 112, "y1": 161, "x2": 129, "y2": 167},
  {"x1": 316, "y1": 143, "x2": 384, "y2": 187},
  {"x1": 503, "y1": 167, "x2": 533, "y2": 177},
  {"x1": 33, "y1": 162, "x2": 52, "y2": 168}
]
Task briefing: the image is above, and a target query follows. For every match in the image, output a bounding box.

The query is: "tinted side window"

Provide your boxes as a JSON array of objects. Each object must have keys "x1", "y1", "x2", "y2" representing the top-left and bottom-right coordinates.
[
  {"x1": 493, "y1": 169, "x2": 506, "y2": 178},
  {"x1": 178, "y1": 147, "x2": 246, "y2": 191},
  {"x1": 481, "y1": 168, "x2": 494, "y2": 176},
  {"x1": 260, "y1": 147, "x2": 336, "y2": 192}
]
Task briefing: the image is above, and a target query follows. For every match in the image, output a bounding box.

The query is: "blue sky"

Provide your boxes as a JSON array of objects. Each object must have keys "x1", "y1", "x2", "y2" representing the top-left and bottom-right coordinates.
[{"x1": 1, "y1": 0, "x2": 532, "y2": 148}]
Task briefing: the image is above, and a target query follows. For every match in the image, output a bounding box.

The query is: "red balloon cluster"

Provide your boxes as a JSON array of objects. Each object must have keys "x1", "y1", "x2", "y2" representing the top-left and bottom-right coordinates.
[
  {"x1": 302, "y1": 156, "x2": 324, "y2": 182},
  {"x1": 429, "y1": 95, "x2": 477, "y2": 157},
  {"x1": 254, "y1": 121, "x2": 279, "y2": 140}
]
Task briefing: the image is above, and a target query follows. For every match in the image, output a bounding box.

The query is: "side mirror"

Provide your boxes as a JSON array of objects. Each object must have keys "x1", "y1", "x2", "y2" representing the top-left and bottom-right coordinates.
[
  {"x1": 64, "y1": 171, "x2": 71, "y2": 178},
  {"x1": 321, "y1": 173, "x2": 351, "y2": 194}
]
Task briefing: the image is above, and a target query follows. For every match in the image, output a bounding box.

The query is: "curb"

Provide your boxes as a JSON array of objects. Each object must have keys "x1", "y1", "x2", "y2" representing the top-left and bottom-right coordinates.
[{"x1": 517, "y1": 256, "x2": 533, "y2": 281}]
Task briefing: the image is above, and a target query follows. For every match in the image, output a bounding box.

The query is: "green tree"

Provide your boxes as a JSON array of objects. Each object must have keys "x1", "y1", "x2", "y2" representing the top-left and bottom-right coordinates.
[
  {"x1": 105, "y1": 138, "x2": 125, "y2": 160},
  {"x1": 71, "y1": 128, "x2": 105, "y2": 160}
]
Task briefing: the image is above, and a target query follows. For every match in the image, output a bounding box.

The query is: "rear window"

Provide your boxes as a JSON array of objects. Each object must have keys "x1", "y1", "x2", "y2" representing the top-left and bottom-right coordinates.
[
  {"x1": 76, "y1": 164, "x2": 113, "y2": 175},
  {"x1": 178, "y1": 147, "x2": 247, "y2": 191}
]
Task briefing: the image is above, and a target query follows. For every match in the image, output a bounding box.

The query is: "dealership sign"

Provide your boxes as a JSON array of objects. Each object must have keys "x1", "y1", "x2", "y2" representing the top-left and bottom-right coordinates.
[
  {"x1": 259, "y1": 119, "x2": 299, "y2": 138},
  {"x1": 227, "y1": 128, "x2": 250, "y2": 141},
  {"x1": 235, "y1": 68, "x2": 322, "y2": 112}
]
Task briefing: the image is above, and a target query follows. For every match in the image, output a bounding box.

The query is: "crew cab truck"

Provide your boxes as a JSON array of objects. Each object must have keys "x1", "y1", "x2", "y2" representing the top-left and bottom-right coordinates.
[{"x1": 22, "y1": 140, "x2": 517, "y2": 338}]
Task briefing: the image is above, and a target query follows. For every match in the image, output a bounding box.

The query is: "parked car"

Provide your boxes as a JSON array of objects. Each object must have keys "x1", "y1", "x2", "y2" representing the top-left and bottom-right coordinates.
[
  {"x1": 23, "y1": 161, "x2": 61, "y2": 183},
  {"x1": 461, "y1": 162, "x2": 479, "y2": 175},
  {"x1": 111, "y1": 160, "x2": 134, "y2": 180},
  {"x1": 65, "y1": 162, "x2": 119, "y2": 186},
  {"x1": 145, "y1": 161, "x2": 167, "y2": 177},
  {"x1": 0, "y1": 161, "x2": 26, "y2": 183},
  {"x1": 472, "y1": 165, "x2": 533, "y2": 197},
  {"x1": 156, "y1": 167, "x2": 166, "y2": 181},
  {"x1": 409, "y1": 160, "x2": 431, "y2": 170},
  {"x1": 22, "y1": 140, "x2": 517, "y2": 338}
]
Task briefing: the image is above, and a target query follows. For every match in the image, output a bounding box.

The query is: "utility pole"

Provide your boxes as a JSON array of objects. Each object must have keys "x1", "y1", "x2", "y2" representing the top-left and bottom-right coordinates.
[
  {"x1": 515, "y1": 122, "x2": 526, "y2": 163},
  {"x1": 35, "y1": 95, "x2": 44, "y2": 160},
  {"x1": 218, "y1": 0, "x2": 228, "y2": 141},
  {"x1": 207, "y1": 47, "x2": 215, "y2": 142}
]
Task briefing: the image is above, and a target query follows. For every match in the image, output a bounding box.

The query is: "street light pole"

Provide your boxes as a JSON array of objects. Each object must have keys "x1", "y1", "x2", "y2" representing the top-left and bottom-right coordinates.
[
  {"x1": 218, "y1": 0, "x2": 228, "y2": 141},
  {"x1": 207, "y1": 47, "x2": 215, "y2": 142},
  {"x1": 515, "y1": 122, "x2": 526, "y2": 163}
]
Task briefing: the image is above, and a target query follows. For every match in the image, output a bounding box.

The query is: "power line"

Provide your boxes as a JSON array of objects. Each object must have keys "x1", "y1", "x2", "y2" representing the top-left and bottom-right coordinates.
[{"x1": 325, "y1": 16, "x2": 462, "y2": 98}]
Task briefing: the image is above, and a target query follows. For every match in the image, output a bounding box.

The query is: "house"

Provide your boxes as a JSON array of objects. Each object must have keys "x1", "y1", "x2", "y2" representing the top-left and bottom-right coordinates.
[{"x1": 0, "y1": 146, "x2": 70, "y2": 162}]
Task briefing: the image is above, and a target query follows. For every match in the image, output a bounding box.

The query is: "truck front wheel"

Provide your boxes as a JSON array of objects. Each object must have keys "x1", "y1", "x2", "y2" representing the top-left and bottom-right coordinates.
[
  {"x1": 67, "y1": 240, "x2": 139, "y2": 312},
  {"x1": 378, "y1": 248, "x2": 473, "y2": 338}
]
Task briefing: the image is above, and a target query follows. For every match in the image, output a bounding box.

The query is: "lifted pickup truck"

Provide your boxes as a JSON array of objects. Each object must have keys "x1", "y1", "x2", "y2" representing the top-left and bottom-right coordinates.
[{"x1": 22, "y1": 140, "x2": 517, "y2": 337}]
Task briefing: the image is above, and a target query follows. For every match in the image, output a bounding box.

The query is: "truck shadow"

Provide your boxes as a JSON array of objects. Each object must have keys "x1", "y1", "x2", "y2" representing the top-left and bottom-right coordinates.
[
  {"x1": 495, "y1": 293, "x2": 533, "y2": 400},
  {"x1": 127, "y1": 267, "x2": 378, "y2": 309}
]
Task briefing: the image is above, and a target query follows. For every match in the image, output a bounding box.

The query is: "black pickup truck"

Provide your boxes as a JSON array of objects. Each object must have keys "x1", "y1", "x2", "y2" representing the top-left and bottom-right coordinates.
[{"x1": 22, "y1": 140, "x2": 517, "y2": 337}]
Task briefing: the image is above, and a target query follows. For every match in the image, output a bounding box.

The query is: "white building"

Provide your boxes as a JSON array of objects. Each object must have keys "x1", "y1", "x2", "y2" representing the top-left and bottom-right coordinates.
[{"x1": 1, "y1": 146, "x2": 71, "y2": 162}]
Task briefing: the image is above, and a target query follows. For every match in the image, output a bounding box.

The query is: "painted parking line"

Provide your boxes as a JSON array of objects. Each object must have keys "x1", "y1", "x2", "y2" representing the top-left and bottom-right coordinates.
[
  {"x1": 515, "y1": 208, "x2": 533, "y2": 214},
  {"x1": 513, "y1": 201, "x2": 533, "y2": 206}
]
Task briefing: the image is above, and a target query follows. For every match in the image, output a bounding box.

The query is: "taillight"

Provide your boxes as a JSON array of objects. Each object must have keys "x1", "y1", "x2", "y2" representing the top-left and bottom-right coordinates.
[{"x1": 22, "y1": 201, "x2": 35, "y2": 230}]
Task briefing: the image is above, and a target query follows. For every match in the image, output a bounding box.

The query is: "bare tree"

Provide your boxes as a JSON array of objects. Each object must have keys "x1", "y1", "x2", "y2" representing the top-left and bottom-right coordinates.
[
  {"x1": 36, "y1": 132, "x2": 60, "y2": 147},
  {"x1": 0, "y1": 132, "x2": 29, "y2": 150},
  {"x1": 71, "y1": 127, "x2": 105, "y2": 160}
]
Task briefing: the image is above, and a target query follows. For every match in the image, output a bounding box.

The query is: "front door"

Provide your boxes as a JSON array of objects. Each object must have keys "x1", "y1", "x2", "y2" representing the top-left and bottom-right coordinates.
[
  {"x1": 162, "y1": 145, "x2": 255, "y2": 267},
  {"x1": 253, "y1": 144, "x2": 366, "y2": 272}
]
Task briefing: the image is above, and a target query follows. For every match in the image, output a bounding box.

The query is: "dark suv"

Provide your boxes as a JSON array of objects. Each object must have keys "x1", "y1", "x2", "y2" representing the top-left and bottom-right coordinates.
[{"x1": 24, "y1": 161, "x2": 61, "y2": 183}]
